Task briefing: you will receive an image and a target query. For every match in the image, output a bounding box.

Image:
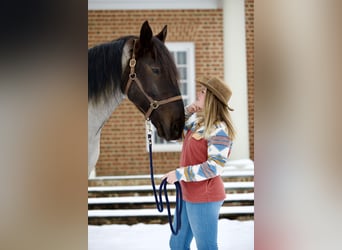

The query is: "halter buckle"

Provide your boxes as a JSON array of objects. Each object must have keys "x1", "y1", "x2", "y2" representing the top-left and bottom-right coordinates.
[
  {"x1": 150, "y1": 101, "x2": 159, "y2": 109},
  {"x1": 129, "y1": 73, "x2": 136, "y2": 79},
  {"x1": 129, "y1": 58, "x2": 136, "y2": 67}
]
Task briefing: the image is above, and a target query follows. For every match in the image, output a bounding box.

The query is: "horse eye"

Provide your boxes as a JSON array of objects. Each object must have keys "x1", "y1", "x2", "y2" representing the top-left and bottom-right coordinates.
[{"x1": 151, "y1": 67, "x2": 160, "y2": 74}]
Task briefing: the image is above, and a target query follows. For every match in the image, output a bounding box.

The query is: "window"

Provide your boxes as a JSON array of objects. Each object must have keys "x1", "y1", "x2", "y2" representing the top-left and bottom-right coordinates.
[{"x1": 148, "y1": 42, "x2": 196, "y2": 152}]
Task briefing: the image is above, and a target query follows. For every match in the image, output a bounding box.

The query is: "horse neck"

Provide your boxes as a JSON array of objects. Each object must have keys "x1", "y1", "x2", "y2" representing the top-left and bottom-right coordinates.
[
  {"x1": 88, "y1": 91, "x2": 124, "y2": 175},
  {"x1": 89, "y1": 91, "x2": 124, "y2": 123},
  {"x1": 88, "y1": 38, "x2": 133, "y2": 134}
]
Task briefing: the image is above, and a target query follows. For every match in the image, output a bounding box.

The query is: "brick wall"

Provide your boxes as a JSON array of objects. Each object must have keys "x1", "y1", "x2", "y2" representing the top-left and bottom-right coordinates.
[{"x1": 88, "y1": 6, "x2": 254, "y2": 176}]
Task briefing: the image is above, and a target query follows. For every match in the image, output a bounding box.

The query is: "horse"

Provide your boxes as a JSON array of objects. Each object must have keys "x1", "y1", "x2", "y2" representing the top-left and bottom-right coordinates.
[{"x1": 88, "y1": 21, "x2": 185, "y2": 176}]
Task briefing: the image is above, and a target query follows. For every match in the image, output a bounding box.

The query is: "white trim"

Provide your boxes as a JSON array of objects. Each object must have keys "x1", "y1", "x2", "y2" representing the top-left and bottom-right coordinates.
[
  {"x1": 147, "y1": 140, "x2": 182, "y2": 152},
  {"x1": 89, "y1": 193, "x2": 254, "y2": 204},
  {"x1": 88, "y1": 182, "x2": 254, "y2": 192},
  {"x1": 223, "y1": 0, "x2": 250, "y2": 159},
  {"x1": 88, "y1": 0, "x2": 223, "y2": 10},
  {"x1": 88, "y1": 159, "x2": 254, "y2": 180},
  {"x1": 88, "y1": 170, "x2": 254, "y2": 181}
]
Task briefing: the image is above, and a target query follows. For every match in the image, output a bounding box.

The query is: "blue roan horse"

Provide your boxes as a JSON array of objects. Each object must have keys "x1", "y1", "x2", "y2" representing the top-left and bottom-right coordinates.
[{"x1": 88, "y1": 21, "x2": 185, "y2": 176}]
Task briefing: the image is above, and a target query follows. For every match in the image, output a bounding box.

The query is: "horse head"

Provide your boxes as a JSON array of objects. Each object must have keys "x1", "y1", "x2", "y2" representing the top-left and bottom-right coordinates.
[{"x1": 122, "y1": 21, "x2": 185, "y2": 141}]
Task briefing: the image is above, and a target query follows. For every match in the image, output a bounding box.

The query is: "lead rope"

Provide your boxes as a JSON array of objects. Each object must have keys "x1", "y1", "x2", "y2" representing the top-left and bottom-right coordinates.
[{"x1": 146, "y1": 120, "x2": 182, "y2": 235}]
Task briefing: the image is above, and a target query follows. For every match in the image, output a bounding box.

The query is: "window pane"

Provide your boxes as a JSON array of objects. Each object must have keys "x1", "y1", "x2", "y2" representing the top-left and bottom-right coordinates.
[
  {"x1": 180, "y1": 82, "x2": 187, "y2": 95},
  {"x1": 178, "y1": 67, "x2": 187, "y2": 80},
  {"x1": 177, "y1": 52, "x2": 187, "y2": 64},
  {"x1": 155, "y1": 135, "x2": 164, "y2": 144},
  {"x1": 183, "y1": 99, "x2": 189, "y2": 107}
]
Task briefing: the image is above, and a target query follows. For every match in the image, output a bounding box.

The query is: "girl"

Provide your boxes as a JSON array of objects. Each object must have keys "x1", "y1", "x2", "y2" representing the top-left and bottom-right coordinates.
[{"x1": 163, "y1": 76, "x2": 236, "y2": 250}]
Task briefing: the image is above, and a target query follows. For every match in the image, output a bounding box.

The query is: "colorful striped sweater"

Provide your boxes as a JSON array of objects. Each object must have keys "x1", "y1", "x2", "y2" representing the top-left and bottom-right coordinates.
[{"x1": 175, "y1": 111, "x2": 233, "y2": 182}]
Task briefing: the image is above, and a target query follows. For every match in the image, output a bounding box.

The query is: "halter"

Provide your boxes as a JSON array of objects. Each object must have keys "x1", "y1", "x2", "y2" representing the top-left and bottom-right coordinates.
[{"x1": 124, "y1": 39, "x2": 183, "y2": 120}]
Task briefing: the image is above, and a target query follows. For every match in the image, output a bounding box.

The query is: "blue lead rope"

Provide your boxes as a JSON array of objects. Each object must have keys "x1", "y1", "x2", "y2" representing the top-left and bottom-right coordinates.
[{"x1": 147, "y1": 123, "x2": 182, "y2": 235}]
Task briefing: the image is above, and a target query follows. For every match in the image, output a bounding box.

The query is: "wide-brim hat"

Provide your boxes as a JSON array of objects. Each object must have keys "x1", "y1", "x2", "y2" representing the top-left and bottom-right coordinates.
[{"x1": 197, "y1": 76, "x2": 234, "y2": 111}]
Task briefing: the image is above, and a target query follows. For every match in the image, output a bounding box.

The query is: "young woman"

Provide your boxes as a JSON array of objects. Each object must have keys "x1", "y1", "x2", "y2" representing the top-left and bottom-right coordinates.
[{"x1": 162, "y1": 76, "x2": 236, "y2": 250}]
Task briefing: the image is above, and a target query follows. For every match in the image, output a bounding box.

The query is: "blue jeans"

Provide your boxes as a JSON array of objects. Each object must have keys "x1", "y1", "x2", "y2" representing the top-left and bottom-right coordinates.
[{"x1": 169, "y1": 200, "x2": 224, "y2": 250}]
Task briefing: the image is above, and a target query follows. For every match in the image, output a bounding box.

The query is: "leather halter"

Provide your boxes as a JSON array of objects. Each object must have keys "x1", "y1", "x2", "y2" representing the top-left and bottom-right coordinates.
[{"x1": 124, "y1": 39, "x2": 182, "y2": 120}]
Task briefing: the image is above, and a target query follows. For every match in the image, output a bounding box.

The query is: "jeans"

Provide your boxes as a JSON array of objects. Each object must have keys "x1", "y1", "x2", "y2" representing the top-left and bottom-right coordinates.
[{"x1": 169, "y1": 200, "x2": 224, "y2": 250}]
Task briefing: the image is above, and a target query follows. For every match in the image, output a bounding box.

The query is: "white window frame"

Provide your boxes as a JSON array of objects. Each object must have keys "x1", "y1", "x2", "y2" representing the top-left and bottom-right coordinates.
[{"x1": 147, "y1": 42, "x2": 196, "y2": 152}]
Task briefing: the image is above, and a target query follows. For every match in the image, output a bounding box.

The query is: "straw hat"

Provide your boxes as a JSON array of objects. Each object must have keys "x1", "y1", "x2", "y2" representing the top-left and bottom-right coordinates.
[{"x1": 197, "y1": 76, "x2": 234, "y2": 111}]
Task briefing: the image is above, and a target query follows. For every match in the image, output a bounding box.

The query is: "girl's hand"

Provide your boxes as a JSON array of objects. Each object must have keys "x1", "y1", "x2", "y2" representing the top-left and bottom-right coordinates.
[
  {"x1": 162, "y1": 170, "x2": 177, "y2": 184},
  {"x1": 186, "y1": 102, "x2": 202, "y2": 114}
]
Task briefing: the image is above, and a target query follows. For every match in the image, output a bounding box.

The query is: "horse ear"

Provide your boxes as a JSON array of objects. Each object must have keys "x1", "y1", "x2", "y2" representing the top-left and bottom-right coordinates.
[
  {"x1": 140, "y1": 20, "x2": 153, "y2": 48},
  {"x1": 156, "y1": 25, "x2": 167, "y2": 43}
]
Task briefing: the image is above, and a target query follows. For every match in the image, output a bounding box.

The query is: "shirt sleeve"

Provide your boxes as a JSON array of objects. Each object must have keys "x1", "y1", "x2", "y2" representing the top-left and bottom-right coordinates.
[{"x1": 175, "y1": 123, "x2": 233, "y2": 182}]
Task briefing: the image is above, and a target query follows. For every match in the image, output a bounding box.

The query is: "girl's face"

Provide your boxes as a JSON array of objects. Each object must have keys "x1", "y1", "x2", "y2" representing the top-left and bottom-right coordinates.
[{"x1": 196, "y1": 85, "x2": 207, "y2": 109}]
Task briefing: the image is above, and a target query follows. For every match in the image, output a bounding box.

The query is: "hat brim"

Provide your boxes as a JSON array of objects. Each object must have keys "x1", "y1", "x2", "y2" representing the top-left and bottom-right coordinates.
[{"x1": 196, "y1": 78, "x2": 234, "y2": 111}]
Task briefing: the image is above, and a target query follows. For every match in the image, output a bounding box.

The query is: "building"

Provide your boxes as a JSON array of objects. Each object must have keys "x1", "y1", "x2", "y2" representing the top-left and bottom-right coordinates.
[{"x1": 88, "y1": 0, "x2": 254, "y2": 176}]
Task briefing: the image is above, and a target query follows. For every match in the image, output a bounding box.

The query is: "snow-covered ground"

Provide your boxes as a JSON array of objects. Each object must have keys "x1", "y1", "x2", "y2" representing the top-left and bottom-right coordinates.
[{"x1": 88, "y1": 219, "x2": 254, "y2": 250}]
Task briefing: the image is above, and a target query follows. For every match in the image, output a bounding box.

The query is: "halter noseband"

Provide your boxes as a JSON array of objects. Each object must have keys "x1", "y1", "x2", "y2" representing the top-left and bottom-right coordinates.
[{"x1": 124, "y1": 39, "x2": 183, "y2": 120}]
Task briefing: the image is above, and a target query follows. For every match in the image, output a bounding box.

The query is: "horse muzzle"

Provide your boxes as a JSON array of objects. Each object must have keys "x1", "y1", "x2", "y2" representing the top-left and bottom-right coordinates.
[{"x1": 154, "y1": 117, "x2": 184, "y2": 141}]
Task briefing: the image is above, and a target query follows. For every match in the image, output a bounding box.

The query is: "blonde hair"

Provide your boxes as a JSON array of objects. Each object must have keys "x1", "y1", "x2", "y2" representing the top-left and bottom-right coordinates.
[{"x1": 199, "y1": 90, "x2": 236, "y2": 140}]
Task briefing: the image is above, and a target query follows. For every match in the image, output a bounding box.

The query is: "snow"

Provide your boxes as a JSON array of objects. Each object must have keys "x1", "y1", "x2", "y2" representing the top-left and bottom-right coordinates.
[
  {"x1": 88, "y1": 160, "x2": 254, "y2": 249},
  {"x1": 88, "y1": 219, "x2": 254, "y2": 250}
]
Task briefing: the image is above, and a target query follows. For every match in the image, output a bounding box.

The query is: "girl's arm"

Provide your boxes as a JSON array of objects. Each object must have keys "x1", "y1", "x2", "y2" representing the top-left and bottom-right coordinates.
[
  {"x1": 176, "y1": 124, "x2": 233, "y2": 182},
  {"x1": 183, "y1": 103, "x2": 202, "y2": 133}
]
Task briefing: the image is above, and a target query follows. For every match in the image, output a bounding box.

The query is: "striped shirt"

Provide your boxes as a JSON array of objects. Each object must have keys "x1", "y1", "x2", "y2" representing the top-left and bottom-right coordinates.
[{"x1": 175, "y1": 110, "x2": 233, "y2": 202}]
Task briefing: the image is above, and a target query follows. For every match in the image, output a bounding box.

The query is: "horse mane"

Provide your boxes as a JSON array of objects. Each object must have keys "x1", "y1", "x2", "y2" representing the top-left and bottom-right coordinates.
[{"x1": 88, "y1": 36, "x2": 135, "y2": 104}]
